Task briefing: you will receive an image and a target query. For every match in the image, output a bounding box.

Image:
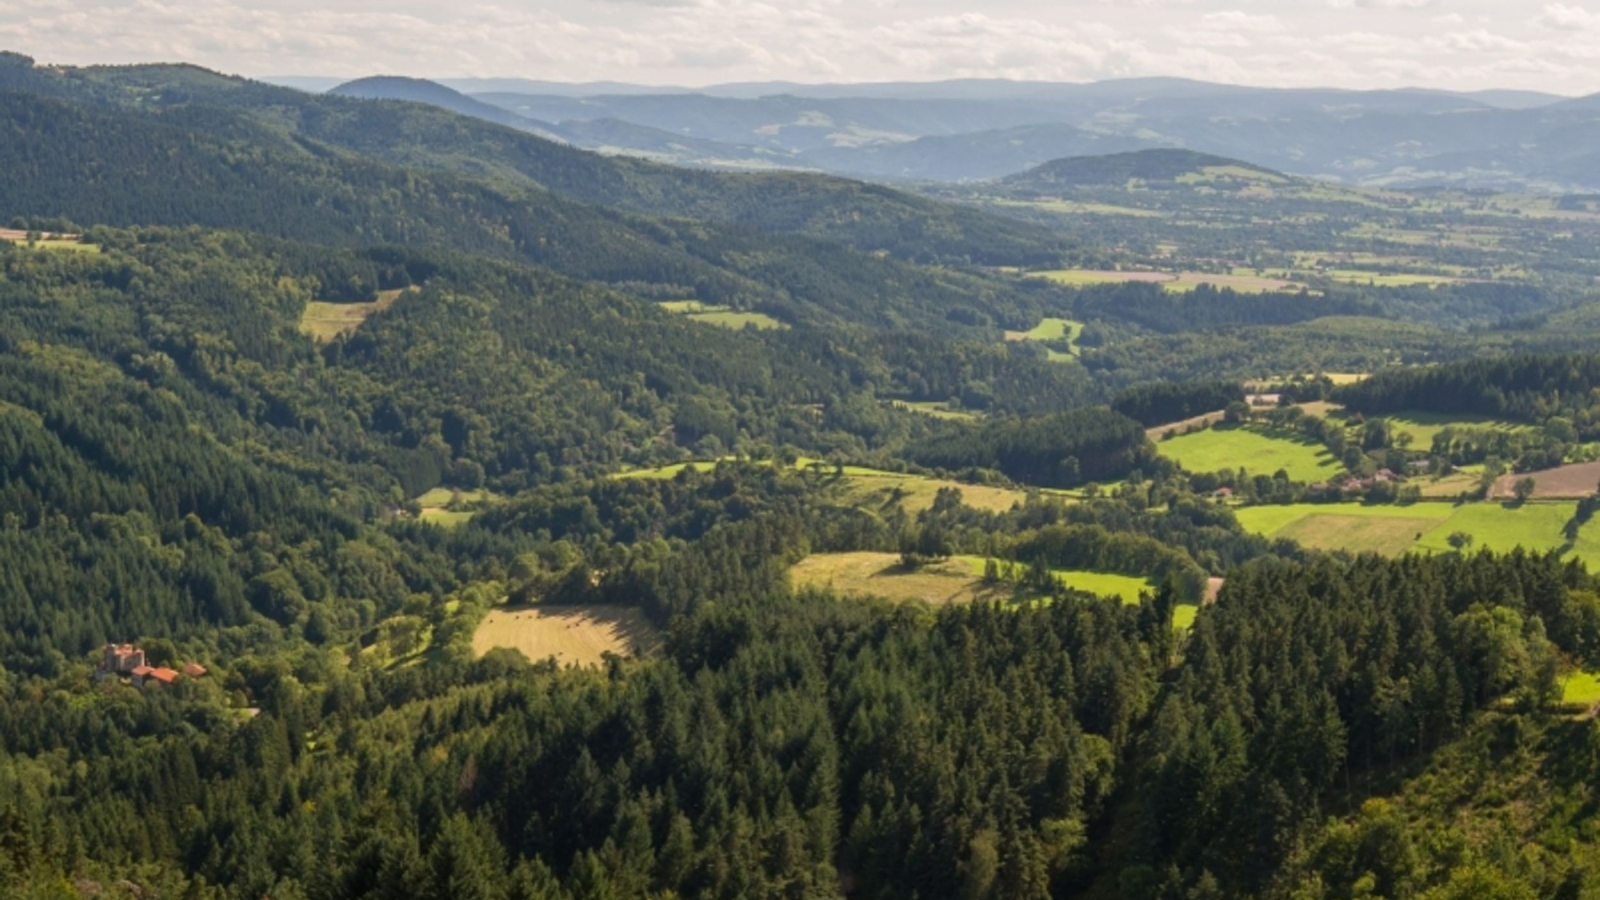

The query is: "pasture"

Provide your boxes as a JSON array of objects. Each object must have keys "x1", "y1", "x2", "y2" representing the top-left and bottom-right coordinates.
[
  {"x1": 1235, "y1": 500, "x2": 1600, "y2": 565},
  {"x1": 1158, "y1": 425, "x2": 1345, "y2": 482},
  {"x1": 472, "y1": 605, "x2": 659, "y2": 666},
  {"x1": 300, "y1": 289, "x2": 409, "y2": 342},
  {"x1": 659, "y1": 299, "x2": 786, "y2": 330}
]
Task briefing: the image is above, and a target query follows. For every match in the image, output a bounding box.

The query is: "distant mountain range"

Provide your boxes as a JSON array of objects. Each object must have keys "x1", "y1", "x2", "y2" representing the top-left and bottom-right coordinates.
[{"x1": 309, "y1": 74, "x2": 1600, "y2": 191}]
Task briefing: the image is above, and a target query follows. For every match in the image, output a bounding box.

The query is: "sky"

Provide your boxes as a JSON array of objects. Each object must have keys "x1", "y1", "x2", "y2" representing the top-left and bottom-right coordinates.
[{"x1": 3, "y1": 0, "x2": 1598, "y2": 95}]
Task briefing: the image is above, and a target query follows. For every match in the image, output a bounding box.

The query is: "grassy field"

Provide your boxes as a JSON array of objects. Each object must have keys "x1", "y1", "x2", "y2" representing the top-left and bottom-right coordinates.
[
  {"x1": 659, "y1": 300, "x2": 786, "y2": 330},
  {"x1": 472, "y1": 605, "x2": 659, "y2": 666},
  {"x1": 300, "y1": 289, "x2": 408, "y2": 342},
  {"x1": 793, "y1": 552, "x2": 1157, "y2": 606},
  {"x1": 1158, "y1": 425, "x2": 1344, "y2": 482},
  {"x1": 1235, "y1": 500, "x2": 1600, "y2": 564}
]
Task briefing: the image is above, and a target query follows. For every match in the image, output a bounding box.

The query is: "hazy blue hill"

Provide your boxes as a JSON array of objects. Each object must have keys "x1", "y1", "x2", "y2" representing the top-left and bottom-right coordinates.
[
  {"x1": 329, "y1": 75, "x2": 561, "y2": 138},
  {"x1": 800, "y1": 123, "x2": 1158, "y2": 182}
]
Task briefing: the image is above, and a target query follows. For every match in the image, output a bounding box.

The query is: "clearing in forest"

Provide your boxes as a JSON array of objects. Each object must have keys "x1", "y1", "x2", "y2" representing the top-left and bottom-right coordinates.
[
  {"x1": 1157, "y1": 425, "x2": 1344, "y2": 482},
  {"x1": 472, "y1": 605, "x2": 659, "y2": 666},
  {"x1": 300, "y1": 288, "x2": 409, "y2": 342}
]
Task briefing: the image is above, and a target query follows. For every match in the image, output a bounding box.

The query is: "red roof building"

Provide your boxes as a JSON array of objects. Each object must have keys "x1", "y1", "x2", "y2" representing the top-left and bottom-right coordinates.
[{"x1": 182, "y1": 662, "x2": 208, "y2": 678}]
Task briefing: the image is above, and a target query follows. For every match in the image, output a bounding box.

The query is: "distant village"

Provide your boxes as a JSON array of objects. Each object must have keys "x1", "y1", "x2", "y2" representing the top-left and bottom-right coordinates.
[{"x1": 95, "y1": 643, "x2": 207, "y2": 690}]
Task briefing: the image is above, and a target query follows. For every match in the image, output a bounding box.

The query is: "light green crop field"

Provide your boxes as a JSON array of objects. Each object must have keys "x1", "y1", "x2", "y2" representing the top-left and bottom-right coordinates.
[
  {"x1": 1158, "y1": 426, "x2": 1344, "y2": 482},
  {"x1": 1236, "y1": 500, "x2": 1600, "y2": 564}
]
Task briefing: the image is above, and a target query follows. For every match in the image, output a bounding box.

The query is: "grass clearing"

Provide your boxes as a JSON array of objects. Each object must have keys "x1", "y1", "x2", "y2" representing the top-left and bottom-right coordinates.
[
  {"x1": 472, "y1": 604, "x2": 659, "y2": 666},
  {"x1": 300, "y1": 289, "x2": 409, "y2": 342},
  {"x1": 1158, "y1": 425, "x2": 1344, "y2": 482}
]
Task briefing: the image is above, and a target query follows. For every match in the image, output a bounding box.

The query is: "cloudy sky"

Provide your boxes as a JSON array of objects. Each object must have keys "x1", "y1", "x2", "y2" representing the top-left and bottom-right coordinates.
[{"x1": 3, "y1": 0, "x2": 1598, "y2": 94}]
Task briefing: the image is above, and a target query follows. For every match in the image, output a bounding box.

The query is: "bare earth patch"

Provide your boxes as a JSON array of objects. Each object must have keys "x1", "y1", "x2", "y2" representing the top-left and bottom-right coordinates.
[
  {"x1": 472, "y1": 605, "x2": 659, "y2": 666},
  {"x1": 1491, "y1": 461, "x2": 1600, "y2": 500}
]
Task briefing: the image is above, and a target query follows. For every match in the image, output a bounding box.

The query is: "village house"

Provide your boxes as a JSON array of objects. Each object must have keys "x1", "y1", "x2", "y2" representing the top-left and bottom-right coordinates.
[
  {"x1": 97, "y1": 642, "x2": 208, "y2": 689},
  {"x1": 130, "y1": 665, "x2": 181, "y2": 689}
]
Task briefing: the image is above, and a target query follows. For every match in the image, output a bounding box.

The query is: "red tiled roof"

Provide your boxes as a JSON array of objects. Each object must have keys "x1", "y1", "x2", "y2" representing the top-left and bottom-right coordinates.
[
  {"x1": 183, "y1": 662, "x2": 208, "y2": 677},
  {"x1": 147, "y1": 667, "x2": 180, "y2": 685},
  {"x1": 130, "y1": 664, "x2": 154, "y2": 676}
]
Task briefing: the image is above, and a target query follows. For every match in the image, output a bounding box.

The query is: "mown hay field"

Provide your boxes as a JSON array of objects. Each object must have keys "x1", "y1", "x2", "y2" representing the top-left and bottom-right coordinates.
[{"x1": 472, "y1": 605, "x2": 659, "y2": 666}]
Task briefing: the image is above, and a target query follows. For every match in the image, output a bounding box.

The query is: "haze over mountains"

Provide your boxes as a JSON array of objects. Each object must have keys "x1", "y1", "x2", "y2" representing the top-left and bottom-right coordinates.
[{"x1": 315, "y1": 73, "x2": 1600, "y2": 191}]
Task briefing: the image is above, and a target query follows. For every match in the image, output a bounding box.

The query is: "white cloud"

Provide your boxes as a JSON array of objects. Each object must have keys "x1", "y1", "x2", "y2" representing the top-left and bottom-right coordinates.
[
  {"x1": 1539, "y1": 3, "x2": 1600, "y2": 29},
  {"x1": 0, "y1": 0, "x2": 1594, "y2": 94}
]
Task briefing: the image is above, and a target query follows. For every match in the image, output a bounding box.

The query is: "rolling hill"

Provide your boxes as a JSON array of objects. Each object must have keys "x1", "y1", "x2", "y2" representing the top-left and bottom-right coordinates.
[{"x1": 1000, "y1": 149, "x2": 1282, "y2": 191}]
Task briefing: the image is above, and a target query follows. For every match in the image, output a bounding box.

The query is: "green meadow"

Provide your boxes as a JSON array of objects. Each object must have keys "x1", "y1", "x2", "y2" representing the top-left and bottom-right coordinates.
[
  {"x1": 1158, "y1": 425, "x2": 1344, "y2": 482},
  {"x1": 1235, "y1": 500, "x2": 1600, "y2": 565}
]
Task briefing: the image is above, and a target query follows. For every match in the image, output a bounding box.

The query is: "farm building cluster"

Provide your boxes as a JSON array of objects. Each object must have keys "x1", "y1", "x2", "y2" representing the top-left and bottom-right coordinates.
[{"x1": 95, "y1": 643, "x2": 207, "y2": 690}]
